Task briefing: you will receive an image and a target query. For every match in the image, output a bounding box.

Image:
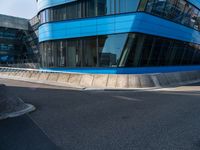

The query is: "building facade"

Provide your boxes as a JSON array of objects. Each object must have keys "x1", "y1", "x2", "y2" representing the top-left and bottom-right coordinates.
[
  {"x1": 0, "y1": 14, "x2": 39, "y2": 64},
  {"x1": 37, "y1": 0, "x2": 200, "y2": 71}
]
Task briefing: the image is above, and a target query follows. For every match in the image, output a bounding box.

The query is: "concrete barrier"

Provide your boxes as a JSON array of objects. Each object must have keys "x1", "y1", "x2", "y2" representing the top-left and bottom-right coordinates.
[
  {"x1": 48, "y1": 73, "x2": 59, "y2": 82},
  {"x1": 107, "y1": 75, "x2": 117, "y2": 88},
  {"x1": 57, "y1": 73, "x2": 70, "y2": 83},
  {"x1": 0, "y1": 67, "x2": 200, "y2": 89},
  {"x1": 129, "y1": 75, "x2": 142, "y2": 88},
  {"x1": 38, "y1": 72, "x2": 49, "y2": 81},
  {"x1": 0, "y1": 68, "x2": 9, "y2": 76},
  {"x1": 22, "y1": 71, "x2": 33, "y2": 78},
  {"x1": 9, "y1": 70, "x2": 18, "y2": 77},
  {"x1": 68, "y1": 74, "x2": 82, "y2": 85},
  {"x1": 139, "y1": 75, "x2": 155, "y2": 88},
  {"x1": 92, "y1": 74, "x2": 109, "y2": 88},
  {"x1": 116, "y1": 75, "x2": 129, "y2": 88},
  {"x1": 30, "y1": 71, "x2": 40, "y2": 80},
  {"x1": 16, "y1": 71, "x2": 25, "y2": 78},
  {"x1": 80, "y1": 74, "x2": 94, "y2": 87}
]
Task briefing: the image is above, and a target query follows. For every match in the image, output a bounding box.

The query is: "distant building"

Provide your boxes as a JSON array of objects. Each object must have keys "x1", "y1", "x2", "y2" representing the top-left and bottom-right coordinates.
[{"x1": 0, "y1": 14, "x2": 39, "y2": 64}]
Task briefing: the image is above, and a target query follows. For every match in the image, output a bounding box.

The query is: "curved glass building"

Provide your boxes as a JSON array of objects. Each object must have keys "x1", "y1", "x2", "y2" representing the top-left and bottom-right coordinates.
[{"x1": 37, "y1": 0, "x2": 200, "y2": 73}]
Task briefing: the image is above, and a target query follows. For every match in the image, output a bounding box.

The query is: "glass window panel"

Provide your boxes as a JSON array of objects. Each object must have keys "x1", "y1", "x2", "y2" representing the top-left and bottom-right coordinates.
[
  {"x1": 98, "y1": 34, "x2": 128, "y2": 67},
  {"x1": 116, "y1": 0, "x2": 120, "y2": 14},
  {"x1": 120, "y1": 0, "x2": 127, "y2": 12},
  {"x1": 191, "y1": 7, "x2": 199, "y2": 29},
  {"x1": 164, "y1": 0, "x2": 180, "y2": 20},
  {"x1": 119, "y1": 34, "x2": 137, "y2": 67},
  {"x1": 66, "y1": 39, "x2": 81, "y2": 67},
  {"x1": 138, "y1": 0, "x2": 148, "y2": 11},
  {"x1": 97, "y1": 0, "x2": 107, "y2": 16},
  {"x1": 175, "y1": 0, "x2": 186, "y2": 20},
  {"x1": 110, "y1": 0, "x2": 115, "y2": 14},
  {"x1": 58, "y1": 41, "x2": 66, "y2": 67},
  {"x1": 146, "y1": 0, "x2": 155, "y2": 12},
  {"x1": 67, "y1": 2, "x2": 78, "y2": 19},
  {"x1": 125, "y1": 0, "x2": 140, "y2": 12},
  {"x1": 141, "y1": 35, "x2": 156, "y2": 66},
  {"x1": 152, "y1": 0, "x2": 167, "y2": 16},
  {"x1": 82, "y1": 37, "x2": 97, "y2": 67},
  {"x1": 181, "y1": 3, "x2": 193, "y2": 26},
  {"x1": 196, "y1": 13, "x2": 200, "y2": 30},
  {"x1": 39, "y1": 33, "x2": 200, "y2": 68}
]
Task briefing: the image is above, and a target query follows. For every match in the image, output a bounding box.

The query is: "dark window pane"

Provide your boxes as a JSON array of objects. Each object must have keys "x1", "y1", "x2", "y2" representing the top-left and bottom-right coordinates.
[
  {"x1": 39, "y1": 33, "x2": 200, "y2": 68},
  {"x1": 82, "y1": 37, "x2": 97, "y2": 67},
  {"x1": 138, "y1": 0, "x2": 148, "y2": 11},
  {"x1": 98, "y1": 34, "x2": 128, "y2": 67},
  {"x1": 39, "y1": 0, "x2": 141, "y2": 23}
]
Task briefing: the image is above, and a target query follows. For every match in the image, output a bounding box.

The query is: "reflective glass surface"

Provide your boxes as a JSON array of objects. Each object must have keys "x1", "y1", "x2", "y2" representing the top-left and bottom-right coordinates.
[
  {"x1": 39, "y1": 0, "x2": 200, "y2": 32},
  {"x1": 39, "y1": 33, "x2": 200, "y2": 68},
  {"x1": 40, "y1": 33, "x2": 128, "y2": 68},
  {"x1": 39, "y1": 0, "x2": 140, "y2": 24},
  {"x1": 139, "y1": 0, "x2": 200, "y2": 31},
  {"x1": 0, "y1": 27, "x2": 38, "y2": 63}
]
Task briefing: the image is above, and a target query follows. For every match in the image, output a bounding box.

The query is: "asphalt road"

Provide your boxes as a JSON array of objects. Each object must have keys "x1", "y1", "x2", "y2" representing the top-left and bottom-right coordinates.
[{"x1": 1, "y1": 79, "x2": 200, "y2": 150}]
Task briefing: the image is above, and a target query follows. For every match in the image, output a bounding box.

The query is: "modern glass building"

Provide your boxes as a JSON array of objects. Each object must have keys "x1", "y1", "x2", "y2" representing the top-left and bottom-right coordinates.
[
  {"x1": 0, "y1": 14, "x2": 39, "y2": 64},
  {"x1": 37, "y1": 0, "x2": 200, "y2": 72}
]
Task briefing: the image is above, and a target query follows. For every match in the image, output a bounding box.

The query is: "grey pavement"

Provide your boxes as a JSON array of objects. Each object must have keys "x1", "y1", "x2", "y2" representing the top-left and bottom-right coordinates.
[
  {"x1": 0, "y1": 115, "x2": 59, "y2": 150},
  {"x1": 0, "y1": 78, "x2": 200, "y2": 150}
]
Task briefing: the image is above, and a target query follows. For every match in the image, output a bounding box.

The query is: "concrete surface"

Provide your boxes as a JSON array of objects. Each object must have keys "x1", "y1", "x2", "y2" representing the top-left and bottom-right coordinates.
[
  {"x1": 80, "y1": 74, "x2": 94, "y2": 87},
  {"x1": 48, "y1": 74, "x2": 59, "y2": 82},
  {"x1": 1, "y1": 67, "x2": 200, "y2": 89},
  {"x1": 0, "y1": 14, "x2": 28, "y2": 30},
  {"x1": 92, "y1": 74, "x2": 109, "y2": 88},
  {"x1": 57, "y1": 73, "x2": 70, "y2": 83},
  {"x1": 38, "y1": 73, "x2": 49, "y2": 81},
  {"x1": 1, "y1": 78, "x2": 200, "y2": 150}
]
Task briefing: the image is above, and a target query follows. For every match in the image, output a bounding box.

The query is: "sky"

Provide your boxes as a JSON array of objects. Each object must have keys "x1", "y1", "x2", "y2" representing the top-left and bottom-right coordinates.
[{"x1": 0, "y1": 0, "x2": 38, "y2": 19}]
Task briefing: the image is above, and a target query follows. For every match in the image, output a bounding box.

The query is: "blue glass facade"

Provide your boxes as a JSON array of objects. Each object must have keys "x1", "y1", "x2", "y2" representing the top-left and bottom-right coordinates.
[
  {"x1": 0, "y1": 14, "x2": 39, "y2": 64},
  {"x1": 0, "y1": 27, "x2": 22, "y2": 63},
  {"x1": 38, "y1": 0, "x2": 200, "y2": 72}
]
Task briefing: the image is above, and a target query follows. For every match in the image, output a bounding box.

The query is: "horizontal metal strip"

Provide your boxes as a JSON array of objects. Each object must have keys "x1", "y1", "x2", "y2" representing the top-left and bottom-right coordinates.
[
  {"x1": 39, "y1": 12, "x2": 200, "y2": 45},
  {"x1": 40, "y1": 65, "x2": 200, "y2": 74}
]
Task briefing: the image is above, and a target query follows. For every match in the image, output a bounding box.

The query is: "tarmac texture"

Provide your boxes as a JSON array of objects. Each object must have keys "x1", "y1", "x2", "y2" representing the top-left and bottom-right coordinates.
[{"x1": 1, "y1": 78, "x2": 200, "y2": 150}]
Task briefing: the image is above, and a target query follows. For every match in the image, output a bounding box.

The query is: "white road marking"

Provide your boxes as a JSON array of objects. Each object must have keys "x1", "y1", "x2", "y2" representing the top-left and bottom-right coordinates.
[{"x1": 113, "y1": 95, "x2": 142, "y2": 102}]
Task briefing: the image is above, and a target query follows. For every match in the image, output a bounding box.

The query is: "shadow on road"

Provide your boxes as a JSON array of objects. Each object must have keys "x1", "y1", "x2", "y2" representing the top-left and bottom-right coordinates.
[{"x1": 0, "y1": 115, "x2": 59, "y2": 150}]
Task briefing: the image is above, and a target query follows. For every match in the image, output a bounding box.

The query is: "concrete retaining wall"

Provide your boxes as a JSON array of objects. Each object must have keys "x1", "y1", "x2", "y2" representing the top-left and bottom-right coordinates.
[{"x1": 0, "y1": 67, "x2": 199, "y2": 89}]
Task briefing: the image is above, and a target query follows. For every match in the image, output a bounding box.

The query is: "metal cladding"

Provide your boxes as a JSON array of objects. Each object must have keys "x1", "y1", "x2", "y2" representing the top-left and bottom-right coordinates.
[{"x1": 0, "y1": 14, "x2": 29, "y2": 30}]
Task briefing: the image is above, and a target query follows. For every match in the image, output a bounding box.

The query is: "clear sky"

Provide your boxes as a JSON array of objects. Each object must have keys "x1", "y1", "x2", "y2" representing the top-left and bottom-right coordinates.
[{"x1": 0, "y1": 0, "x2": 37, "y2": 19}]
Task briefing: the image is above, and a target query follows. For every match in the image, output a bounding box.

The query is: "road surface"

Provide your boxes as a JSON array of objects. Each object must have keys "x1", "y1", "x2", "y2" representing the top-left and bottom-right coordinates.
[{"x1": 0, "y1": 79, "x2": 200, "y2": 150}]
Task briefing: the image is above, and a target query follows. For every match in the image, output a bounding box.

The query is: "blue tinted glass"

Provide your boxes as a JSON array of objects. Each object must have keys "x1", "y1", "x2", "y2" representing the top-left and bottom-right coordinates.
[{"x1": 99, "y1": 34, "x2": 128, "y2": 67}]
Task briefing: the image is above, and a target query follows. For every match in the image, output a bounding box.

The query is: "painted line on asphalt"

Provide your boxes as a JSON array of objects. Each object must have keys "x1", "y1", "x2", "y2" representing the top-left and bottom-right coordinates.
[{"x1": 113, "y1": 95, "x2": 142, "y2": 102}]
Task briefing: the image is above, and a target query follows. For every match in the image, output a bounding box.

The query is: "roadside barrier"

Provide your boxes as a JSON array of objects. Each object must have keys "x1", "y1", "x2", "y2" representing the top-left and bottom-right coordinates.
[{"x1": 0, "y1": 67, "x2": 200, "y2": 89}]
